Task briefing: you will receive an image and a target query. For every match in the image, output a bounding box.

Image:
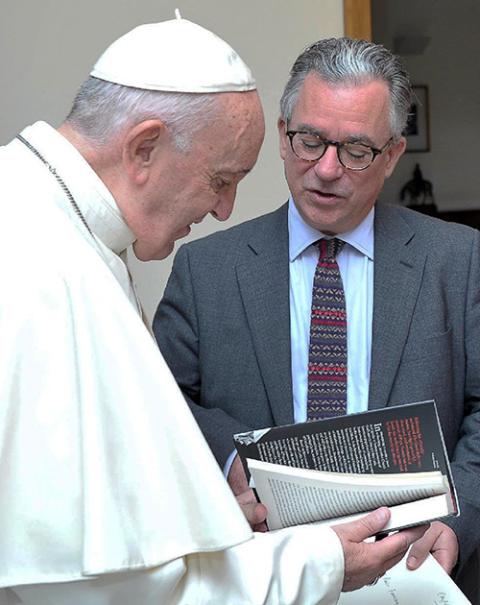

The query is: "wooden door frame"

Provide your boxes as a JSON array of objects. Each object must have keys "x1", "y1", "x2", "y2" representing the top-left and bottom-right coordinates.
[{"x1": 343, "y1": 0, "x2": 372, "y2": 40}]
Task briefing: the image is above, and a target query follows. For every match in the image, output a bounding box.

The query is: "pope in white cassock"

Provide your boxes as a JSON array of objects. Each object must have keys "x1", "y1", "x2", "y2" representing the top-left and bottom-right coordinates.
[{"x1": 0, "y1": 13, "x2": 425, "y2": 605}]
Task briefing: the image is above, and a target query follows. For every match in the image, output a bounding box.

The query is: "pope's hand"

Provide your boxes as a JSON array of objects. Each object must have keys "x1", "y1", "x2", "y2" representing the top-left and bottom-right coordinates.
[{"x1": 333, "y1": 508, "x2": 429, "y2": 592}]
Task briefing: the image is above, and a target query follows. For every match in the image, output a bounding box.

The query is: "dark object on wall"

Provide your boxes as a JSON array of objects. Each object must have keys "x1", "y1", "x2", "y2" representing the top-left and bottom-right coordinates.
[
  {"x1": 405, "y1": 85, "x2": 430, "y2": 152},
  {"x1": 399, "y1": 164, "x2": 480, "y2": 229},
  {"x1": 400, "y1": 163, "x2": 436, "y2": 208}
]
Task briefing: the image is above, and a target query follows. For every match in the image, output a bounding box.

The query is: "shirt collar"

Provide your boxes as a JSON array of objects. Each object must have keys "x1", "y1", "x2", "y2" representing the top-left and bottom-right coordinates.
[
  {"x1": 288, "y1": 195, "x2": 375, "y2": 261},
  {"x1": 18, "y1": 121, "x2": 136, "y2": 255}
]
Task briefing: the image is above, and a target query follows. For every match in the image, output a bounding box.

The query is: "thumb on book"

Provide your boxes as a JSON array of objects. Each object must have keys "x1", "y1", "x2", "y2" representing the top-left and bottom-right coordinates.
[{"x1": 346, "y1": 507, "x2": 391, "y2": 541}]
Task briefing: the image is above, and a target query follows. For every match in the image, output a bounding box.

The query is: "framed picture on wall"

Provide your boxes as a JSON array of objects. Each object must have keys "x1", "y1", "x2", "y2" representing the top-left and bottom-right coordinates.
[{"x1": 405, "y1": 85, "x2": 430, "y2": 152}]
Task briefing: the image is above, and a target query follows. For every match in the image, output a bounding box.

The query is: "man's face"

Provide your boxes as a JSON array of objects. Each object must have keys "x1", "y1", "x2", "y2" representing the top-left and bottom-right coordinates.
[
  {"x1": 131, "y1": 91, "x2": 264, "y2": 261},
  {"x1": 278, "y1": 74, "x2": 406, "y2": 235}
]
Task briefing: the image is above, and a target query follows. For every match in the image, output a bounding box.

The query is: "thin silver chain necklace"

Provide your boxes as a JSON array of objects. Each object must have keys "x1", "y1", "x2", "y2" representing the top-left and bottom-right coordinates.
[
  {"x1": 16, "y1": 133, "x2": 94, "y2": 239},
  {"x1": 16, "y1": 133, "x2": 148, "y2": 322}
]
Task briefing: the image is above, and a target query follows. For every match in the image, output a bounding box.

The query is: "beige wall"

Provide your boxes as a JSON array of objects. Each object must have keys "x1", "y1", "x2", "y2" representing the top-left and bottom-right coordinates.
[{"x1": 0, "y1": 0, "x2": 344, "y2": 320}]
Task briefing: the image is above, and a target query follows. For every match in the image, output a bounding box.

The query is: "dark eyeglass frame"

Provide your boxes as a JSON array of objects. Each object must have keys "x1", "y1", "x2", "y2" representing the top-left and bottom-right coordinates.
[{"x1": 286, "y1": 130, "x2": 394, "y2": 171}]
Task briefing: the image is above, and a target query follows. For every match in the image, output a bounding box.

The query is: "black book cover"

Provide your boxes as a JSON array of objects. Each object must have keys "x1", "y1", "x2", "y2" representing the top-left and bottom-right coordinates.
[{"x1": 234, "y1": 399, "x2": 458, "y2": 517}]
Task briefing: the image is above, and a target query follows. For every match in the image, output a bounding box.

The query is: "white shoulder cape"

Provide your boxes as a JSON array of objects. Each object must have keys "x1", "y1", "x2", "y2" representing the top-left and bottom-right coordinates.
[
  {"x1": 0, "y1": 125, "x2": 344, "y2": 605},
  {"x1": 0, "y1": 130, "x2": 252, "y2": 587}
]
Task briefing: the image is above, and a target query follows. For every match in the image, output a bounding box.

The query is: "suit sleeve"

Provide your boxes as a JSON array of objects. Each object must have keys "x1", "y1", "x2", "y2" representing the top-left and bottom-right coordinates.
[
  {"x1": 443, "y1": 228, "x2": 480, "y2": 571},
  {"x1": 153, "y1": 245, "x2": 253, "y2": 468}
]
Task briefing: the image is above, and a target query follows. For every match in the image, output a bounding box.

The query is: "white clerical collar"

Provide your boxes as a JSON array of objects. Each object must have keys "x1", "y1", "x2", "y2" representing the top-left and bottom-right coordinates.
[
  {"x1": 288, "y1": 195, "x2": 375, "y2": 261},
  {"x1": 18, "y1": 121, "x2": 135, "y2": 255}
]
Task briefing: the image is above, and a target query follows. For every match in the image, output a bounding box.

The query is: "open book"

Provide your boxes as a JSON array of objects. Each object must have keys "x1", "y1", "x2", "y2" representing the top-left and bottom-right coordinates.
[
  {"x1": 234, "y1": 400, "x2": 458, "y2": 532},
  {"x1": 247, "y1": 458, "x2": 454, "y2": 531}
]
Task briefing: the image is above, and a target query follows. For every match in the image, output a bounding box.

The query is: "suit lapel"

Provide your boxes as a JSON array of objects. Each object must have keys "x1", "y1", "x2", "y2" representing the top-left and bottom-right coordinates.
[
  {"x1": 369, "y1": 205, "x2": 427, "y2": 408},
  {"x1": 236, "y1": 204, "x2": 294, "y2": 425}
]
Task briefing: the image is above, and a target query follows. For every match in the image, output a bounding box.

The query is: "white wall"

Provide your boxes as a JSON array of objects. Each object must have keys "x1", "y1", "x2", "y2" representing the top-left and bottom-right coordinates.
[
  {"x1": 0, "y1": 0, "x2": 344, "y2": 320},
  {"x1": 372, "y1": 0, "x2": 480, "y2": 212}
]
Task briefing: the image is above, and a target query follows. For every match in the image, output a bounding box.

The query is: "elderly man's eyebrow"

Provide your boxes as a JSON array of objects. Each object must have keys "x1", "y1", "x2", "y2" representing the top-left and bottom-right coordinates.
[{"x1": 343, "y1": 134, "x2": 377, "y2": 146}]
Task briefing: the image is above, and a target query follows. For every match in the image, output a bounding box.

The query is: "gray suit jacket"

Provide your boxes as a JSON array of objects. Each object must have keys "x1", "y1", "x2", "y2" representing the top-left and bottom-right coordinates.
[{"x1": 154, "y1": 202, "x2": 480, "y2": 573}]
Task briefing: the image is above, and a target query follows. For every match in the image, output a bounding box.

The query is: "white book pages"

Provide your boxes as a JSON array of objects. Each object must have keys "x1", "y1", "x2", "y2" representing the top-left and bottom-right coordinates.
[
  {"x1": 247, "y1": 458, "x2": 454, "y2": 531},
  {"x1": 338, "y1": 553, "x2": 471, "y2": 605}
]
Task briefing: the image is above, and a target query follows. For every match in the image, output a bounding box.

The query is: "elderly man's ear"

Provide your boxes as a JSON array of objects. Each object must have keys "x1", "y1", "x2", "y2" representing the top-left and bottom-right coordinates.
[{"x1": 122, "y1": 119, "x2": 169, "y2": 185}]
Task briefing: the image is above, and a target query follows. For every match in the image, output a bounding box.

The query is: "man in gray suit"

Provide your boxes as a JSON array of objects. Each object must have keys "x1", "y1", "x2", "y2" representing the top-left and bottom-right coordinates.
[{"x1": 154, "y1": 37, "x2": 480, "y2": 595}]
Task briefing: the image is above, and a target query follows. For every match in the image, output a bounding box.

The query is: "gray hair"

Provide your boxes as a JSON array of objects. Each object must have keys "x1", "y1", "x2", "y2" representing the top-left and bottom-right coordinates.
[
  {"x1": 280, "y1": 37, "x2": 412, "y2": 139},
  {"x1": 65, "y1": 76, "x2": 220, "y2": 151}
]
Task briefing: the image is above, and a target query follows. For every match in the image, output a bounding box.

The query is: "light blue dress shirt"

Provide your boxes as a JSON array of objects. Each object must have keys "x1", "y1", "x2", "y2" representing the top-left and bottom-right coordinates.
[
  {"x1": 225, "y1": 199, "x2": 375, "y2": 476},
  {"x1": 289, "y1": 197, "x2": 374, "y2": 422}
]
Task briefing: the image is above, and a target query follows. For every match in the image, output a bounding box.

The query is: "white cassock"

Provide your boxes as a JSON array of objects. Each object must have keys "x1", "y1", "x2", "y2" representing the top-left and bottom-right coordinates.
[{"x1": 0, "y1": 122, "x2": 344, "y2": 605}]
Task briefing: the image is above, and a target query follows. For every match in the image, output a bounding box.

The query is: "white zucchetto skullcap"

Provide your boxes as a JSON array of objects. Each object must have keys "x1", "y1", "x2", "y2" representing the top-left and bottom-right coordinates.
[{"x1": 90, "y1": 9, "x2": 256, "y2": 93}]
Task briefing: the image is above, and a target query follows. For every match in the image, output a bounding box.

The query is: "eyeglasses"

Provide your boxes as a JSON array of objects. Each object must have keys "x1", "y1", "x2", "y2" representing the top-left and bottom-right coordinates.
[{"x1": 286, "y1": 130, "x2": 393, "y2": 171}]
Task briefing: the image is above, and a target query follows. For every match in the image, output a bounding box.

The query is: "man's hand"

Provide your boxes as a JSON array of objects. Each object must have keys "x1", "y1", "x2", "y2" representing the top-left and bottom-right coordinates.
[
  {"x1": 228, "y1": 455, "x2": 268, "y2": 532},
  {"x1": 333, "y1": 508, "x2": 428, "y2": 592},
  {"x1": 227, "y1": 454, "x2": 249, "y2": 495},
  {"x1": 236, "y1": 488, "x2": 268, "y2": 532},
  {"x1": 406, "y1": 520, "x2": 458, "y2": 574}
]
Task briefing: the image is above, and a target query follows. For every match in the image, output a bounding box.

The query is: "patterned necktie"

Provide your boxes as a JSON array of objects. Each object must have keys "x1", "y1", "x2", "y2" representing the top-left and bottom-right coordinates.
[{"x1": 307, "y1": 238, "x2": 347, "y2": 421}]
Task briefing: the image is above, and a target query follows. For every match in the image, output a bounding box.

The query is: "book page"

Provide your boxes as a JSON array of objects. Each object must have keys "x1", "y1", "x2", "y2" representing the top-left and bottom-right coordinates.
[
  {"x1": 313, "y1": 493, "x2": 454, "y2": 533},
  {"x1": 248, "y1": 458, "x2": 452, "y2": 530},
  {"x1": 338, "y1": 553, "x2": 471, "y2": 605}
]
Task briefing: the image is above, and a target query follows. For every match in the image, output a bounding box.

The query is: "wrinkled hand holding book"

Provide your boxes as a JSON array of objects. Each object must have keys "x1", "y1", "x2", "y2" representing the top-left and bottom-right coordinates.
[{"x1": 332, "y1": 507, "x2": 428, "y2": 592}]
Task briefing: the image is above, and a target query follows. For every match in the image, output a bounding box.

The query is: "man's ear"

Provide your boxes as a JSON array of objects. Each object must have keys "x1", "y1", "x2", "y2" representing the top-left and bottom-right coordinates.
[
  {"x1": 122, "y1": 119, "x2": 168, "y2": 185},
  {"x1": 278, "y1": 118, "x2": 288, "y2": 160},
  {"x1": 385, "y1": 136, "x2": 407, "y2": 178}
]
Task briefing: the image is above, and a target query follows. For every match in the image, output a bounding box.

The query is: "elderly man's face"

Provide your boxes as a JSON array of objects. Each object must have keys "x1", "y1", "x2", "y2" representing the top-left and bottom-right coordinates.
[
  {"x1": 131, "y1": 91, "x2": 264, "y2": 261},
  {"x1": 278, "y1": 74, "x2": 405, "y2": 235}
]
